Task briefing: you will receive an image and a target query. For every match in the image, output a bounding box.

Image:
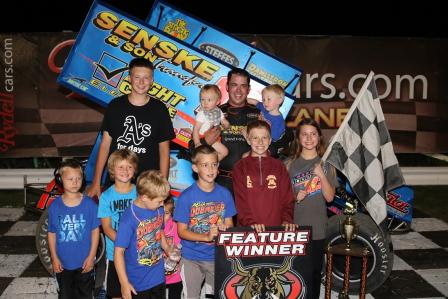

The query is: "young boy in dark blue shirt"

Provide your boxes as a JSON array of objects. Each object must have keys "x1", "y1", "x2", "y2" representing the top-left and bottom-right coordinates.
[
  {"x1": 114, "y1": 170, "x2": 171, "y2": 299},
  {"x1": 48, "y1": 159, "x2": 100, "y2": 299}
]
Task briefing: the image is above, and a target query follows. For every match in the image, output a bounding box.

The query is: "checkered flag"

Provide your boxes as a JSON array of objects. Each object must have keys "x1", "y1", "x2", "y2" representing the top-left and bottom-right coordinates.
[{"x1": 322, "y1": 72, "x2": 405, "y2": 224}]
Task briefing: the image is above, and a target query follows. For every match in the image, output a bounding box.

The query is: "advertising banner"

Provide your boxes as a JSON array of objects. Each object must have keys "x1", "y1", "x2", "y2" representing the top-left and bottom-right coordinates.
[
  {"x1": 215, "y1": 227, "x2": 312, "y2": 299},
  {"x1": 146, "y1": 0, "x2": 303, "y2": 96},
  {"x1": 238, "y1": 34, "x2": 448, "y2": 153},
  {"x1": 0, "y1": 33, "x2": 103, "y2": 158},
  {"x1": 1, "y1": 33, "x2": 447, "y2": 157},
  {"x1": 57, "y1": 1, "x2": 295, "y2": 148}
]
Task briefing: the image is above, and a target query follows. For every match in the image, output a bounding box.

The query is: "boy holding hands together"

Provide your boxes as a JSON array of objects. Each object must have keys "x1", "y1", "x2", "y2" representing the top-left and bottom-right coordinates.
[{"x1": 174, "y1": 145, "x2": 236, "y2": 298}]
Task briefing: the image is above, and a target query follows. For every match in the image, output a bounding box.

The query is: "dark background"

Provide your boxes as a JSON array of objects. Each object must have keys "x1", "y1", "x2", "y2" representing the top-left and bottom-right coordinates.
[{"x1": 4, "y1": 0, "x2": 447, "y2": 38}]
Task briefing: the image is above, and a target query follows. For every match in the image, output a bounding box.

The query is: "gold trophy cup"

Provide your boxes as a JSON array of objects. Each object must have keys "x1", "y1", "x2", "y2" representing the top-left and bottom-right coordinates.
[{"x1": 340, "y1": 214, "x2": 358, "y2": 250}]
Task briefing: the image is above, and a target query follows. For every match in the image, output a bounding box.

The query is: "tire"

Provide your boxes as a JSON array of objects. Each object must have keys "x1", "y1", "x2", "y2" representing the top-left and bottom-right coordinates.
[
  {"x1": 324, "y1": 213, "x2": 394, "y2": 294},
  {"x1": 35, "y1": 209, "x2": 53, "y2": 274},
  {"x1": 35, "y1": 210, "x2": 106, "y2": 290}
]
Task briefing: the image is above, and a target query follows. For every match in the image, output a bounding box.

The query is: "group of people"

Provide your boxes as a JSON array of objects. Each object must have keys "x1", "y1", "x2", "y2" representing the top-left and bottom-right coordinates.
[{"x1": 47, "y1": 57, "x2": 337, "y2": 299}]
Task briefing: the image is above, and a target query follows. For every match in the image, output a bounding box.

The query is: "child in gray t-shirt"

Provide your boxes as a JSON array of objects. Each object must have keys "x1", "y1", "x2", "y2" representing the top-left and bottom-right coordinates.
[{"x1": 286, "y1": 118, "x2": 337, "y2": 299}]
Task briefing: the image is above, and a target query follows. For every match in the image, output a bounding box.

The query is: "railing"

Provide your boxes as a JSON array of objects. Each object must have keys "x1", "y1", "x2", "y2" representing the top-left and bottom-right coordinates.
[
  {"x1": 1, "y1": 167, "x2": 448, "y2": 190},
  {"x1": 0, "y1": 169, "x2": 53, "y2": 190},
  {"x1": 400, "y1": 167, "x2": 448, "y2": 186}
]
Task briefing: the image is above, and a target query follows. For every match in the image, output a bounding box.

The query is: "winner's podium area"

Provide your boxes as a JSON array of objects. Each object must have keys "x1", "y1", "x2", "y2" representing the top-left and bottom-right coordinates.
[{"x1": 0, "y1": 207, "x2": 447, "y2": 298}]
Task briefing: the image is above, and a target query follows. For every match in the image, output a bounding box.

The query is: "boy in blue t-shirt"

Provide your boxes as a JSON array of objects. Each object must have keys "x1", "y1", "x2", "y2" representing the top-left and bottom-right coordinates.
[
  {"x1": 97, "y1": 149, "x2": 138, "y2": 299},
  {"x1": 48, "y1": 159, "x2": 100, "y2": 299},
  {"x1": 174, "y1": 145, "x2": 236, "y2": 298},
  {"x1": 115, "y1": 170, "x2": 171, "y2": 299},
  {"x1": 247, "y1": 84, "x2": 286, "y2": 142}
]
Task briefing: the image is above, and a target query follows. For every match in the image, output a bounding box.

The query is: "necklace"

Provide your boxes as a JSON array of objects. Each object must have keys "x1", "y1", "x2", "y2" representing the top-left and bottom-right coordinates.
[{"x1": 131, "y1": 203, "x2": 160, "y2": 223}]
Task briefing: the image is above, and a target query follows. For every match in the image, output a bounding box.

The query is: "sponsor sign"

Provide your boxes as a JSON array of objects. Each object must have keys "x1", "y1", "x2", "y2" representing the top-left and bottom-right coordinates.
[
  {"x1": 146, "y1": 0, "x2": 303, "y2": 96},
  {"x1": 386, "y1": 186, "x2": 414, "y2": 223},
  {"x1": 215, "y1": 227, "x2": 312, "y2": 298},
  {"x1": 58, "y1": 1, "x2": 295, "y2": 148}
]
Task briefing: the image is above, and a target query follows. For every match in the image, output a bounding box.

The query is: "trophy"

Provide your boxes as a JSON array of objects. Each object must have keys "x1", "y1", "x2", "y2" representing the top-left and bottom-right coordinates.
[
  {"x1": 341, "y1": 214, "x2": 357, "y2": 250},
  {"x1": 340, "y1": 199, "x2": 358, "y2": 250}
]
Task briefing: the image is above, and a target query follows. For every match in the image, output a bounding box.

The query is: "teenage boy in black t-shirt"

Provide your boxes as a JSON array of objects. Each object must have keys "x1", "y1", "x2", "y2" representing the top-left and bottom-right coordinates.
[{"x1": 87, "y1": 58, "x2": 175, "y2": 198}]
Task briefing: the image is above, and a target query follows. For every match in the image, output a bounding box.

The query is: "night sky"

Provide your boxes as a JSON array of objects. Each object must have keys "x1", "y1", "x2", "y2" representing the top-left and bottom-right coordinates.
[{"x1": 4, "y1": 0, "x2": 447, "y2": 38}]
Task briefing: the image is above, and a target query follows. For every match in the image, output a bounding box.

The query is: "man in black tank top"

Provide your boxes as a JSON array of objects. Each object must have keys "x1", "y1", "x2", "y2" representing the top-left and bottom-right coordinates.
[{"x1": 198, "y1": 68, "x2": 260, "y2": 192}]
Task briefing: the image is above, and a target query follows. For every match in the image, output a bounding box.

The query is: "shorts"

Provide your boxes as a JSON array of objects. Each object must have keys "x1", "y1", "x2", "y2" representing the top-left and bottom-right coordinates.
[
  {"x1": 106, "y1": 260, "x2": 121, "y2": 298},
  {"x1": 181, "y1": 259, "x2": 214, "y2": 299}
]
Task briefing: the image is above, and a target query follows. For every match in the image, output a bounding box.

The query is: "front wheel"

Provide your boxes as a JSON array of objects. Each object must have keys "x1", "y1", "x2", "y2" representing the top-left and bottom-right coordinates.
[
  {"x1": 35, "y1": 209, "x2": 52, "y2": 274},
  {"x1": 324, "y1": 213, "x2": 394, "y2": 294},
  {"x1": 35, "y1": 209, "x2": 106, "y2": 289}
]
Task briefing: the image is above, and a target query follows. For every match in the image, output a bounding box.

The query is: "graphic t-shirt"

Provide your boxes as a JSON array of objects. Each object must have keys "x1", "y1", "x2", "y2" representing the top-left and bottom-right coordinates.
[
  {"x1": 48, "y1": 195, "x2": 100, "y2": 270},
  {"x1": 98, "y1": 184, "x2": 137, "y2": 261},
  {"x1": 115, "y1": 203, "x2": 165, "y2": 291},
  {"x1": 174, "y1": 183, "x2": 236, "y2": 261},
  {"x1": 102, "y1": 95, "x2": 175, "y2": 174},
  {"x1": 288, "y1": 156, "x2": 338, "y2": 240},
  {"x1": 256, "y1": 102, "x2": 285, "y2": 142}
]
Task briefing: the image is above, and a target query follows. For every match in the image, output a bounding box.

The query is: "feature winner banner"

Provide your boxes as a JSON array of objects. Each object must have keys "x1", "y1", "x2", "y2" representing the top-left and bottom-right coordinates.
[
  {"x1": 215, "y1": 227, "x2": 312, "y2": 299},
  {"x1": 146, "y1": 0, "x2": 303, "y2": 96},
  {"x1": 58, "y1": 1, "x2": 295, "y2": 148}
]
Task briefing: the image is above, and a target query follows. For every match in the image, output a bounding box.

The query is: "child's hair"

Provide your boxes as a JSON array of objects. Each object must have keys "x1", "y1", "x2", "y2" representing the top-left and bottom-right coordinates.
[
  {"x1": 107, "y1": 149, "x2": 139, "y2": 179},
  {"x1": 58, "y1": 159, "x2": 83, "y2": 177},
  {"x1": 227, "y1": 67, "x2": 250, "y2": 85},
  {"x1": 129, "y1": 57, "x2": 154, "y2": 72},
  {"x1": 200, "y1": 84, "x2": 222, "y2": 102},
  {"x1": 191, "y1": 144, "x2": 218, "y2": 164},
  {"x1": 55, "y1": 159, "x2": 84, "y2": 189},
  {"x1": 164, "y1": 195, "x2": 174, "y2": 215},
  {"x1": 288, "y1": 118, "x2": 325, "y2": 160},
  {"x1": 263, "y1": 84, "x2": 285, "y2": 100},
  {"x1": 247, "y1": 119, "x2": 272, "y2": 137},
  {"x1": 136, "y1": 170, "x2": 170, "y2": 199}
]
